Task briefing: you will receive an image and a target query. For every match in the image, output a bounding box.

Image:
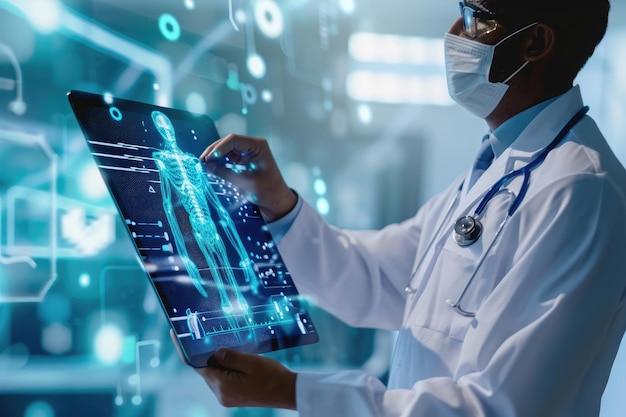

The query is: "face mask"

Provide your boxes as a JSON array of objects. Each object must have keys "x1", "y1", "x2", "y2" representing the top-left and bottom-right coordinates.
[{"x1": 444, "y1": 22, "x2": 538, "y2": 119}]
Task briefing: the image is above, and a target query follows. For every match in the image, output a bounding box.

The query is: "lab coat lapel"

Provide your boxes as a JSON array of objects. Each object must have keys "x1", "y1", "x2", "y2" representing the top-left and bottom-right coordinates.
[
  {"x1": 456, "y1": 85, "x2": 586, "y2": 217},
  {"x1": 457, "y1": 144, "x2": 509, "y2": 217}
]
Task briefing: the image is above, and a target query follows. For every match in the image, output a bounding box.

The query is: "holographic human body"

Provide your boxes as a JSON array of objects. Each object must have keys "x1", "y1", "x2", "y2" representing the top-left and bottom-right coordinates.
[
  {"x1": 186, "y1": 308, "x2": 205, "y2": 340},
  {"x1": 151, "y1": 111, "x2": 259, "y2": 330}
]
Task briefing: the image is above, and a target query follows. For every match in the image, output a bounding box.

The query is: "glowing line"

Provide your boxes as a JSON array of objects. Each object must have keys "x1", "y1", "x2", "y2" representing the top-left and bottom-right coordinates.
[
  {"x1": 0, "y1": 255, "x2": 36, "y2": 268},
  {"x1": 0, "y1": 42, "x2": 23, "y2": 103},
  {"x1": 99, "y1": 266, "x2": 142, "y2": 326},
  {"x1": 96, "y1": 165, "x2": 155, "y2": 174},
  {"x1": 0, "y1": 1, "x2": 173, "y2": 105},
  {"x1": 173, "y1": 21, "x2": 233, "y2": 86},
  {"x1": 91, "y1": 152, "x2": 145, "y2": 162},
  {"x1": 61, "y1": 9, "x2": 173, "y2": 105},
  {"x1": 133, "y1": 340, "x2": 160, "y2": 404},
  {"x1": 229, "y1": 0, "x2": 240, "y2": 31},
  {"x1": 0, "y1": 77, "x2": 15, "y2": 91},
  {"x1": 88, "y1": 140, "x2": 150, "y2": 150},
  {"x1": 0, "y1": 128, "x2": 57, "y2": 304}
]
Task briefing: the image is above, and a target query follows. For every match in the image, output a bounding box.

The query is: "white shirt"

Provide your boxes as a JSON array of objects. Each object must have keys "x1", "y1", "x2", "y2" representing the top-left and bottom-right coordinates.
[{"x1": 275, "y1": 85, "x2": 626, "y2": 417}]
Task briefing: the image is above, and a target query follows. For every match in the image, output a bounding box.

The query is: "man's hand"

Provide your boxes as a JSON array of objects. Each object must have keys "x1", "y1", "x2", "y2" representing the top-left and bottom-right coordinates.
[
  {"x1": 200, "y1": 134, "x2": 297, "y2": 222},
  {"x1": 198, "y1": 348, "x2": 297, "y2": 409},
  {"x1": 170, "y1": 330, "x2": 297, "y2": 409}
]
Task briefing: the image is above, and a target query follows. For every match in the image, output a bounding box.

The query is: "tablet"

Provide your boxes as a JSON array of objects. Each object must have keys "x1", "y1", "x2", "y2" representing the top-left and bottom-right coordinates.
[{"x1": 68, "y1": 90, "x2": 318, "y2": 367}]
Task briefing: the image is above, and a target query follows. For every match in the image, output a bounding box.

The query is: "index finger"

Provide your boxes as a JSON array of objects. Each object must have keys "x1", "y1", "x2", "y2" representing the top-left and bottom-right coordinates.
[
  {"x1": 200, "y1": 134, "x2": 264, "y2": 162},
  {"x1": 200, "y1": 138, "x2": 225, "y2": 161}
]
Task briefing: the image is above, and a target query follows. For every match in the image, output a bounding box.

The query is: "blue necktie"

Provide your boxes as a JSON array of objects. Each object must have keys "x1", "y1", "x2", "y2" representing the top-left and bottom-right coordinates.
[{"x1": 468, "y1": 134, "x2": 494, "y2": 190}]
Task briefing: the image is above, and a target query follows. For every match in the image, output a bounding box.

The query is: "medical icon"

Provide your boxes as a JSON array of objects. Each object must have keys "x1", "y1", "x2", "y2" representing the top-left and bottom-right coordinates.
[
  {"x1": 61, "y1": 208, "x2": 116, "y2": 256},
  {"x1": 158, "y1": 13, "x2": 181, "y2": 42},
  {"x1": 186, "y1": 308, "x2": 206, "y2": 340}
]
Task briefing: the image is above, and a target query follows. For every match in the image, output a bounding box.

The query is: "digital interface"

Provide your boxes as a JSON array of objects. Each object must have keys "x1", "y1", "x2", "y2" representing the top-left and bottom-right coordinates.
[{"x1": 68, "y1": 90, "x2": 318, "y2": 364}]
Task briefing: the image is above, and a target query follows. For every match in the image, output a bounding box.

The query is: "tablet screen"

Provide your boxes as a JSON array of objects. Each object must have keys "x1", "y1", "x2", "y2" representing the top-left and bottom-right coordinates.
[{"x1": 68, "y1": 90, "x2": 318, "y2": 367}]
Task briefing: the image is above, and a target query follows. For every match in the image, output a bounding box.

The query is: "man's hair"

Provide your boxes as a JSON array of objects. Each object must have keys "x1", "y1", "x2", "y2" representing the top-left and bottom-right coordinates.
[{"x1": 497, "y1": 0, "x2": 610, "y2": 79}]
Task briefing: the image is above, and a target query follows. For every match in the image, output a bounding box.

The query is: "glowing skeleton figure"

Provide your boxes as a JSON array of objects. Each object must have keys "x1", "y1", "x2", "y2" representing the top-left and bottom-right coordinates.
[{"x1": 152, "y1": 111, "x2": 259, "y2": 324}]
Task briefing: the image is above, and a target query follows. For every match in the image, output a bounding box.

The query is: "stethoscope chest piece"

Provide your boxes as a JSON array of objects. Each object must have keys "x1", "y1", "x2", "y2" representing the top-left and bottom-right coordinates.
[{"x1": 453, "y1": 215, "x2": 482, "y2": 246}]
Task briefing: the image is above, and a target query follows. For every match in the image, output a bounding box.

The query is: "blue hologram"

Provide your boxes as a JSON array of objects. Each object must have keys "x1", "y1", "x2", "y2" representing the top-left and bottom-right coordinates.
[{"x1": 151, "y1": 111, "x2": 260, "y2": 334}]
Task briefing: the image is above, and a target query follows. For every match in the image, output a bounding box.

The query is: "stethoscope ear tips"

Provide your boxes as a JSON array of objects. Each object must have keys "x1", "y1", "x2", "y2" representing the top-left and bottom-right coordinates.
[{"x1": 453, "y1": 215, "x2": 482, "y2": 246}]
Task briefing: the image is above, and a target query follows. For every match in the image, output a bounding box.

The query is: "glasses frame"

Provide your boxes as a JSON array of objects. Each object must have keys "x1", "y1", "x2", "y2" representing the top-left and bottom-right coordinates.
[{"x1": 458, "y1": 2, "x2": 500, "y2": 38}]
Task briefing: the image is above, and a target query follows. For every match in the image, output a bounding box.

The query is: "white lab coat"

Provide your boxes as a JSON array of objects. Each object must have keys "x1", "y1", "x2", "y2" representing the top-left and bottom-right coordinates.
[{"x1": 277, "y1": 86, "x2": 626, "y2": 417}]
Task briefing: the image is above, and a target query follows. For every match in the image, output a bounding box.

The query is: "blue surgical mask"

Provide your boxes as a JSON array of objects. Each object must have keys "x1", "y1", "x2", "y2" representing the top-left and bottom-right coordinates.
[{"x1": 444, "y1": 22, "x2": 538, "y2": 119}]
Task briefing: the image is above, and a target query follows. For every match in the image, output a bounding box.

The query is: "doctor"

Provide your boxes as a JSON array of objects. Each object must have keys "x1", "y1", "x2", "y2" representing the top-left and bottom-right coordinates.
[{"x1": 189, "y1": 0, "x2": 626, "y2": 415}]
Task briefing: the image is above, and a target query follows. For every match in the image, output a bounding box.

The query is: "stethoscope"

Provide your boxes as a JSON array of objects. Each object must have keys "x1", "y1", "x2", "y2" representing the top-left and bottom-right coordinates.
[{"x1": 404, "y1": 106, "x2": 589, "y2": 318}]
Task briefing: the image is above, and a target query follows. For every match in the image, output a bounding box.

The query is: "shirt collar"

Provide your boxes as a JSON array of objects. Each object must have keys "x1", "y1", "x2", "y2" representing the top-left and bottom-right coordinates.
[{"x1": 489, "y1": 95, "x2": 561, "y2": 158}]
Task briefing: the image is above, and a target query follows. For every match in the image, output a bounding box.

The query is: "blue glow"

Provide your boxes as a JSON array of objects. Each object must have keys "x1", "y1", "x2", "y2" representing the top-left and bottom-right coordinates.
[
  {"x1": 20, "y1": 0, "x2": 62, "y2": 34},
  {"x1": 313, "y1": 178, "x2": 327, "y2": 196},
  {"x1": 339, "y1": 0, "x2": 356, "y2": 14},
  {"x1": 109, "y1": 106, "x2": 122, "y2": 121},
  {"x1": 254, "y1": 0, "x2": 284, "y2": 39},
  {"x1": 316, "y1": 197, "x2": 330, "y2": 215},
  {"x1": 247, "y1": 53, "x2": 267, "y2": 79},
  {"x1": 186, "y1": 406, "x2": 209, "y2": 417},
  {"x1": 38, "y1": 293, "x2": 71, "y2": 323},
  {"x1": 79, "y1": 163, "x2": 108, "y2": 200},
  {"x1": 226, "y1": 70, "x2": 240, "y2": 90},
  {"x1": 357, "y1": 103, "x2": 373, "y2": 124},
  {"x1": 94, "y1": 324, "x2": 123, "y2": 365},
  {"x1": 185, "y1": 92, "x2": 206, "y2": 115},
  {"x1": 103, "y1": 92, "x2": 113, "y2": 104},
  {"x1": 41, "y1": 322, "x2": 72, "y2": 354},
  {"x1": 78, "y1": 272, "x2": 90, "y2": 288},
  {"x1": 235, "y1": 9, "x2": 247, "y2": 24},
  {"x1": 261, "y1": 89, "x2": 273, "y2": 103},
  {"x1": 158, "y1": 13, "x2": 181, "y2": 42},
  {"x1": 24, "y1": 401, "x2": 55, "y2": 417},
  {"x1": 121, "y1": 335, "x2": 137, "y2": 364}
]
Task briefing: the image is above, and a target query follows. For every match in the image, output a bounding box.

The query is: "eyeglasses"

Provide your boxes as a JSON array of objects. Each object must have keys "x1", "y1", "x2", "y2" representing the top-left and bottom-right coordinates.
[{"x1": 458, "y1": 2, "x2": 501, "y2": 38}]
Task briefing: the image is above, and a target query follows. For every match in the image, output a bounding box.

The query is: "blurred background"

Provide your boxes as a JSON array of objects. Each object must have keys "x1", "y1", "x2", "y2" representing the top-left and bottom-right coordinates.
[{"x1": 0, "y1": 0, "x2": 625, "y2": 416}]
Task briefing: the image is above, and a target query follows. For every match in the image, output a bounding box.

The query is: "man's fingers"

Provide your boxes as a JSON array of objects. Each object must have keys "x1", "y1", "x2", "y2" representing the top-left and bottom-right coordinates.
[
  {"x1": 214, "y1": 348, "x2": 260, "y2": 373},
  {"x1": 200, "y1": 140, "x2": 224, "y2": 161},
  {"x1": 200, "y1": 134, "x2": 266, "y2": 162}
]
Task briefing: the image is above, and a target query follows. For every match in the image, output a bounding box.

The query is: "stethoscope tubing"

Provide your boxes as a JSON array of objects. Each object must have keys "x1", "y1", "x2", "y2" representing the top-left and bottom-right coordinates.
[
  {"x1": 475, "y1": 106, "x2": 590, "y2": 217},
  {"x1": 404, "y1": 189, "x2": 460, "y2": 294},
  {"x1": 447, "y1": 192, "x2": 514, "y2": 317},
  {"x1": 405, "y1": 106, "x2": 590, "y2": 317}
]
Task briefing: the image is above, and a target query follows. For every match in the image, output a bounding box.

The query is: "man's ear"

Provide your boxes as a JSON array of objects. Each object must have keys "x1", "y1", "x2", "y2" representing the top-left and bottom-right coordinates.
[{"x1": 524, "y1": 24, "x2": 556, "y2": 62}]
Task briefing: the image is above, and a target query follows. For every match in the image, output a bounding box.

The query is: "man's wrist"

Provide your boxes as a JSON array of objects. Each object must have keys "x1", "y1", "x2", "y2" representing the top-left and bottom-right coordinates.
[{"x1": 260, "y1": 188, "x2": 298, "y2": 222}]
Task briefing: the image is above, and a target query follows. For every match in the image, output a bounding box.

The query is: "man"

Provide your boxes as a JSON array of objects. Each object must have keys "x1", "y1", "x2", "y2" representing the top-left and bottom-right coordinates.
[{"x1": 179, "y1": 0, "x2": 626, "y2": 415}]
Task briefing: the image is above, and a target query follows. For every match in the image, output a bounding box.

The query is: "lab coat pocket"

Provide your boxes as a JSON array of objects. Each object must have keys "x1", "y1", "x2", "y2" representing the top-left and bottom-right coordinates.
[{"x1": 412, "y1": 243, "x2": 498, "y2": 342}]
